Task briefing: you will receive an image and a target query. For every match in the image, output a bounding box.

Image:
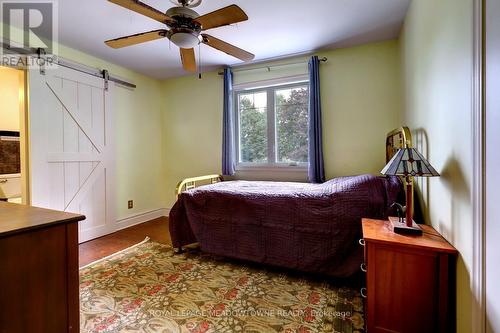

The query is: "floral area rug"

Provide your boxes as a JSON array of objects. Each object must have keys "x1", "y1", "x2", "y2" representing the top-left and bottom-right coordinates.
[{"x1": 80, "y1": 239, "x2": 365, "y2": 333}]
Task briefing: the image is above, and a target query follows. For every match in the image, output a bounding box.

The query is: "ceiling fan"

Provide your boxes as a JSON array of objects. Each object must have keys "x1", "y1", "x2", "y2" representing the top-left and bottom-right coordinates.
[{"x1": 105, "y1": 0, "x2": 255, "y2": 72}]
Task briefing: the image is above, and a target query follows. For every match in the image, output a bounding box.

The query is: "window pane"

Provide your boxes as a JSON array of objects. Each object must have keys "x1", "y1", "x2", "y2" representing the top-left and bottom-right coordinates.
[
  {"x1": 238, "y1": 92, "x2": 268, "y2": 163},
  {"x1": 275, "y1": 86, "x2": 309, "y2": 163}
]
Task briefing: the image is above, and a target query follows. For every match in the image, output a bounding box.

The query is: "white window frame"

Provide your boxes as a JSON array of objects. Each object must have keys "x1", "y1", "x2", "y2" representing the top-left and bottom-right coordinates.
[{"x1": 233, "y1": 74, "x2": 309, "y2": 171}]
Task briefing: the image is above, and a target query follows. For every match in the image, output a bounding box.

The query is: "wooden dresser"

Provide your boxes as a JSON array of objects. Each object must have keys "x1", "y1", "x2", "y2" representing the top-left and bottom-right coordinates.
[
  {"x1": 0, "y1": 202, "x2": 85, "y2": 333},
  {"x1": 361, "y1": 218, "x2": 457, "y2": 333}
]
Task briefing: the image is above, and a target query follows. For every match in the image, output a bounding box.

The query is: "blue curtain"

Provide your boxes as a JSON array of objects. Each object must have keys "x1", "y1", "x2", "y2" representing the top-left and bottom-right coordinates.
[
  {"x1": 222, "y1": 67, "x2": 235, "y2": 176},
  {"x1": 308, "y1": 56, "x2": 325, "y2": 183}
]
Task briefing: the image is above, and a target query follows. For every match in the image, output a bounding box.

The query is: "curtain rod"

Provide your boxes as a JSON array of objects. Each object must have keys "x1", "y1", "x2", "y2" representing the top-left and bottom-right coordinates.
[{"x1": 217, "y1": 57, "x2": 327, "y2": 76}]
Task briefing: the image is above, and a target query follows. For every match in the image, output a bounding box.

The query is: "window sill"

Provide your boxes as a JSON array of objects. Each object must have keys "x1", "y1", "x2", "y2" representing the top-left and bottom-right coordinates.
[{"x1": 235, "y1": 165, "x2": 308, "y2": 173}]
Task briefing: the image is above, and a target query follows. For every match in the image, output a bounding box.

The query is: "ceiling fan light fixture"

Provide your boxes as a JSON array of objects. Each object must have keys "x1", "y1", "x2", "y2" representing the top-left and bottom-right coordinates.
[{"x1": 170, "y1": 31, "x2": 200, "y2": 48}]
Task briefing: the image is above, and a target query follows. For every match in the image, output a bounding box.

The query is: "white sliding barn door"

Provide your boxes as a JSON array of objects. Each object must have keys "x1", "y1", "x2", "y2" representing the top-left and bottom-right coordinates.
[{"x1": 29, "y1": 64, "x2": 115, "y2": 243}]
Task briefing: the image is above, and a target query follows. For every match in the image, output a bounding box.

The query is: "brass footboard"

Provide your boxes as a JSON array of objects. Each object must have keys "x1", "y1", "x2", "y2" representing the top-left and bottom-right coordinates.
[
  {"x1": 173, "y1": 174, "x2": 223, "y2": 253},
  {"x1": 175, "y1": 174, "x2": 223, "y2": 199}
]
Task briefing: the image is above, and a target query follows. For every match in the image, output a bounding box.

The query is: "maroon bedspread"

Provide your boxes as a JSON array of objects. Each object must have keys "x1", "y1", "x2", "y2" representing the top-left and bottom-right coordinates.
[{"x1": 169, "y1": 174, "x2": 403, "y2": 277}]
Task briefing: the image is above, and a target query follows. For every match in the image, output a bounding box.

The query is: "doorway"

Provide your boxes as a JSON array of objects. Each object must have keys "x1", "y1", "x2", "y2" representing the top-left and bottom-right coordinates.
[
  {"x1": 1, "y1": 59, "x2": 117, "y2": 243},
  {"x1": 0, "y1": 66, "x2": 29, "y2": 205}
]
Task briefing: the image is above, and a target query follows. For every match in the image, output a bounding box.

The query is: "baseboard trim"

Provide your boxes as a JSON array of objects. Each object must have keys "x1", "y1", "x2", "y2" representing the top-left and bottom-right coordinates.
[{"x1": 116, "y1": 208, "x2": 170, "y2": 231}]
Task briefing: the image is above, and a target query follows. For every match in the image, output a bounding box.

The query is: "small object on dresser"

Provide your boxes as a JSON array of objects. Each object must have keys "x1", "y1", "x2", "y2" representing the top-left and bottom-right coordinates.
[
  {"x1": 381, "y1": 147, "x2": 440, "y2": 235},
  {"x1": 389, "y1": 216, "x2": 422, "y2": 235}
]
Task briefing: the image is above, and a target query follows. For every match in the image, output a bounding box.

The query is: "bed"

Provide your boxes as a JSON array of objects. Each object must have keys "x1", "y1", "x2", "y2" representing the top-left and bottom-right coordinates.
[{"x1": 169, "y1": 127, "x2": 411, "y2": 277}]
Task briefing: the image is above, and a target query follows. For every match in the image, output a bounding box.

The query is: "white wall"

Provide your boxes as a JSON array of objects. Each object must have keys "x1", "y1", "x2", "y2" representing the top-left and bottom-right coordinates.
[{"x1": 400, "y1": 0, "x2": 475, "y2": 331}]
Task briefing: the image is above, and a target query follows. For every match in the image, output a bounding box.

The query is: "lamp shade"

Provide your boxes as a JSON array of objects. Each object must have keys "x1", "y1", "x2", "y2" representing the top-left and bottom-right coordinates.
[{"x1": 381, "y1": 148, "x2": 440, "y2": 177}]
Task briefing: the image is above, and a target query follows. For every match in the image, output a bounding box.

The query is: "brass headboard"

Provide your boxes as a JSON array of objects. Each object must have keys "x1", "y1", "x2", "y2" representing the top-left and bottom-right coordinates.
[
  {"x1": 386, "y1": 126, "x2": 412, "y2": 163},
  {"x1": 175, "y1": 174, "x2": 223, "y2": 199}
]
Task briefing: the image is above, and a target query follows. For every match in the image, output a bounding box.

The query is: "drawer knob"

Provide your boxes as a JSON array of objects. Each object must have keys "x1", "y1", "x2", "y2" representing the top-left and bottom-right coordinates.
[
  {"x1": 0, "y1": 179, "x2": 7, "y2": 184},
  {"x1": 360, "y1": 263, "x2": 367, "y2": 273},
  {"x1": 359, "y1": 239, "x2": 365, "y2": 246},
  {"x1": 360, "y1": 287, "x2": 367, "y2": 298}
]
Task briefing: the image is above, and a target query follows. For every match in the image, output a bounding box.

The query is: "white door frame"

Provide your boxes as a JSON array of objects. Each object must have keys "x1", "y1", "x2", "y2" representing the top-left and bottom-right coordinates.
[
  {"x1": 471, "y1": 0, "x2": 488, "y2": 333},
  {"x1": 472, "y1": 0, "x2": 485, "y2": 331},
  {"x1": 0, "y1": 63, "x2": 31, "y2": 205},
  {"x1": 484, "y1": 0, "x2": 500, "y2": 331}
]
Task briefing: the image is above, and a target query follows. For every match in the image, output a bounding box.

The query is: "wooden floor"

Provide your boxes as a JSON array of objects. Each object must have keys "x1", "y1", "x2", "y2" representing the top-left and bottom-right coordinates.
[{"x1": 79, "y1": 217, "x2": 171, "y2": 267}]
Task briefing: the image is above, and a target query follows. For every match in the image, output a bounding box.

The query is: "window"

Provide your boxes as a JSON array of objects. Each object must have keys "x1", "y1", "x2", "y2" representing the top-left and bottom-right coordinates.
[{"x1": 234, "y1": 78, "x2": 309, "y2": 169}]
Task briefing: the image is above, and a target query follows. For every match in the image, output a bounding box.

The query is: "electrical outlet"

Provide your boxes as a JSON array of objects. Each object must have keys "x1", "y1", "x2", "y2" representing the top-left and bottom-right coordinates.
[{"x1": 128, "y1": 200, "x2": 133, "y2": 209}]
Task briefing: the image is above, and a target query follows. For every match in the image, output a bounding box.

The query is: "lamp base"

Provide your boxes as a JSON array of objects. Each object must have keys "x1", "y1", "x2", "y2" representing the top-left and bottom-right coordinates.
[{"x1": 389, "y1": 216, "x2": 423, "y2": 236}]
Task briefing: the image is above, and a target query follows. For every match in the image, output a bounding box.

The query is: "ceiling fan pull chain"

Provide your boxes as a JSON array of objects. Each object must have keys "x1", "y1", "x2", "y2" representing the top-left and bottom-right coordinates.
[{"x1": 198, "y1": 42, "x2": 202, "y2": 79}]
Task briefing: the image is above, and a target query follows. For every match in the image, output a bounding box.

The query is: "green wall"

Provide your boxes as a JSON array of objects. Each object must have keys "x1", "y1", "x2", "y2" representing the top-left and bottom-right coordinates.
[
  {"x1": 321, "y1": 40, "x2": 402, "y2": 179},
  {"x1": 161, "y1": 71, "x2": 223, "y2": 206},
  {"x1": 400, "y1": 0, "x2": 474, "y2": 331},
  {"x1": 161, "y1": 40, "x2": 402, "y2": 207}
]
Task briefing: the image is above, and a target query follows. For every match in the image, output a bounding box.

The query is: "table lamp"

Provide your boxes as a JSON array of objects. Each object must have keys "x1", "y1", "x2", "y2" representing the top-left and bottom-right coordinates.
[{"x1": 381, "y1": 147, "x2": 440, "y2": 235}]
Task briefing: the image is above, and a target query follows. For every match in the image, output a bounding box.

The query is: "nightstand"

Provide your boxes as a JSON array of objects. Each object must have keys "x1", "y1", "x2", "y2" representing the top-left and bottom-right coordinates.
[{"x1": 361, "y1": 218, "x2": 457, "y2": 333}]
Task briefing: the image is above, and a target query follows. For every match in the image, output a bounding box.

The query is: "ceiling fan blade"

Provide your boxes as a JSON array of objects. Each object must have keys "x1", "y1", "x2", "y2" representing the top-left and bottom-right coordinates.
[
  {"x1": 180, "y1": 48, "x2": 197, "y2": 72},
  {"x1": 105, "y1": 29, "x2": 168, "y2": 49},
  {"x1": 201, "y1": 34, "x2": 254, "y2": 62},
  {"x1": 195, "y1": 5, "x2": 248, "y2": 31},
  {"x1": 108, "y1": 0, "x2": 174, "y2": 24}
]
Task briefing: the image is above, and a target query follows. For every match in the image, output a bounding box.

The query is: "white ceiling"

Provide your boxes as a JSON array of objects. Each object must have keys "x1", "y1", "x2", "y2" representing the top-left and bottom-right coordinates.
[{"x1": 58, "y1": 0, "x2": 411, "y2": 79}]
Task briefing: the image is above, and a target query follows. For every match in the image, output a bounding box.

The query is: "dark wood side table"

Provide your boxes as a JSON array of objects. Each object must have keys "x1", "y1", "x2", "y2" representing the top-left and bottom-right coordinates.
[
  {"x1": 361, "y1": 218, "x2": 457, "y2": 333},
  {"x1": 0, "y1": 202, "x2": 85, "y2": 333}
]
